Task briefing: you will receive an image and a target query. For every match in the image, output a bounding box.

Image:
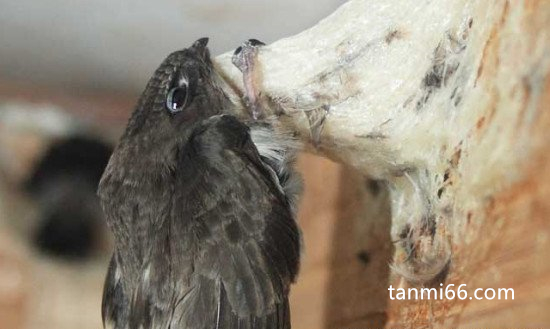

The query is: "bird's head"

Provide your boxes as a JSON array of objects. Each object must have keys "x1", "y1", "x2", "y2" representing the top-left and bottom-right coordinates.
[{"x1": 122, "y1": 38, "x2": 231, "y2": 146}]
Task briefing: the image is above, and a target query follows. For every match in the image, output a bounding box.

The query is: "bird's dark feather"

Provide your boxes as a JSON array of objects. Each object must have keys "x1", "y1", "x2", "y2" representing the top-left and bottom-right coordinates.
[
  {"x1": 100, "y1": 115, "x2": 300, "y2": 329},
  {"x1": 99, "y1": 39, "x2": 300, "y2": 329}
]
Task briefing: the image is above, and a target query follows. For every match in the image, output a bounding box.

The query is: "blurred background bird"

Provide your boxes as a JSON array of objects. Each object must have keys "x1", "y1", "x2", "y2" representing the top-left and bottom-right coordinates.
[{"x1": 26, "y1": 136, "x2": 113, "y2": 259}]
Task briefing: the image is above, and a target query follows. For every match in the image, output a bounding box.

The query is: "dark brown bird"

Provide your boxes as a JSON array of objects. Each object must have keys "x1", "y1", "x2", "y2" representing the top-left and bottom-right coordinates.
[{"x1": 98, "y1": 38, "x2": 301, "y2": 329}]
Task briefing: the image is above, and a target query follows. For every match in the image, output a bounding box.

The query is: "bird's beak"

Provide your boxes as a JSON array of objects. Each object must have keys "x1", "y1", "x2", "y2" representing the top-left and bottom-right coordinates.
[
  {"x1": 192, "y1": 37, "x2": 210, "y2": 59},
  {"x1": 192, "y1": 37, "x2": 209, "y2": 48}
]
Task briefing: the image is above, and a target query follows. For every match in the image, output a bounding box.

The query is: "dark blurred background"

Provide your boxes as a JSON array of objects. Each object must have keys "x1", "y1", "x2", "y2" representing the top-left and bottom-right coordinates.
[{"x1": 0, "y1": 1, "x2": 393, "y2": 329}]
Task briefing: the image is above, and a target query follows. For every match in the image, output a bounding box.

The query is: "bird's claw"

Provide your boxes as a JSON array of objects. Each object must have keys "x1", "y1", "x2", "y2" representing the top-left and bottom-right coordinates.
[
  {"x1": 232, "y1": 39, "x2": 265, "y2": 72},
  {"x1": 232, "y1": 39, "x2": 266, "y2": 120}
]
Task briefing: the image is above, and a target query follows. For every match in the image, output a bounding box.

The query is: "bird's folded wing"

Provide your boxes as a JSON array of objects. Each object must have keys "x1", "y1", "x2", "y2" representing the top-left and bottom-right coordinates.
[{"x1": 169, "y1": 115, "x2": 300, "y2": 329}]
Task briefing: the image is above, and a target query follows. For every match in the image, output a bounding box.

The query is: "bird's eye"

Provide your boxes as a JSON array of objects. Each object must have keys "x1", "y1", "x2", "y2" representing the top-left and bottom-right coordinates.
[{"x1": 166, "y1": 86, "x2": 188, "y2": 113}]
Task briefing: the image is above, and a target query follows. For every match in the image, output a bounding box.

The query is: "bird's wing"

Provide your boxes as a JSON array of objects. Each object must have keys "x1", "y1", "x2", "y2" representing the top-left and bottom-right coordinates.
[
  {"x1": 169, "y1": 115, "x2": 301, "y2": 329},
  {"x1": 102, "y1": 253, "x2": 129, "y2": 329}
]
